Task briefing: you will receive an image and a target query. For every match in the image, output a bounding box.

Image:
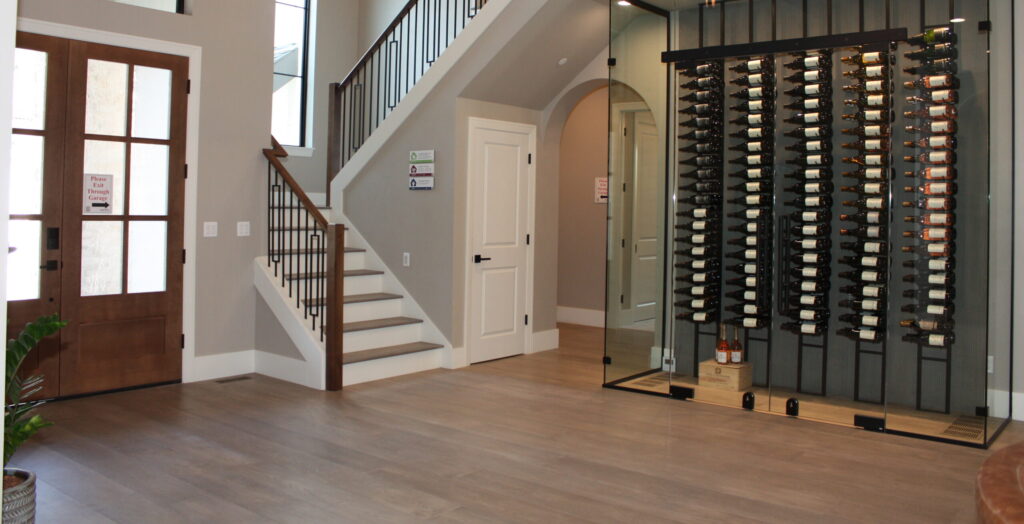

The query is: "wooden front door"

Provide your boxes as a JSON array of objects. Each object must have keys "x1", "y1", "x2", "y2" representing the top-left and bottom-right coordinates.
[{"x1": 7, "y1": 32, "x2": 188, "y2": 397}]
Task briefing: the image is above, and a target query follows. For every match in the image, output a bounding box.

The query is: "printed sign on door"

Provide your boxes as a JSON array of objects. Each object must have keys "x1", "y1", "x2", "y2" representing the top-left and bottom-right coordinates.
[{"x1": 83, "y1": 174, "x2": 114, "y2": 214}]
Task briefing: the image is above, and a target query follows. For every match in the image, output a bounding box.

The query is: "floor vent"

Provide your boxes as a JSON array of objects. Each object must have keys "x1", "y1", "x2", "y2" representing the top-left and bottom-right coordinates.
[
  {"x1": 942, "y1": 416, "x2": 984, "y2": 440},
  {"x1": 215, "y1": 376, "x2": 252, "y2": 384}
]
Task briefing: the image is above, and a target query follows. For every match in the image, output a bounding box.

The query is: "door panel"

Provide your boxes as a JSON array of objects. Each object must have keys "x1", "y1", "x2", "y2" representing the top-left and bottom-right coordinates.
[
  {"x1": 469, "y1": 122, "x2": 533, "y2": 364},
  {"x1": 629, "y1": 111, "x2": 659, "y2": 324}
]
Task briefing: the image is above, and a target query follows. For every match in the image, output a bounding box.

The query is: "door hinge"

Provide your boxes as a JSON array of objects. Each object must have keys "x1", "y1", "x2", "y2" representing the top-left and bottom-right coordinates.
[
  {"x1": 526, "y1": 234, "x2": 531, "y2": 245},
  {"x1": 528, "y1": 153, "x2": 533, "y2": 165},
  {"x1": 524, "y1": 315, "x2": 529, "y2": 326},
  {"x1": 603, "y1": 355, "x2": 612, "y2": 365},
  {"x1": 620, "y1": 294, "x2": 624, "y2": 304},
  {"x1": 623, "y1": 127, "x2": 628, "y2": 136},
  {"x1": 622, "y1": 183, "x2": 627, "y2": 192},
  {"x1": 607, "y1": 57, "x2": 616, "y2": 67},
  {"x1": 181, "y1": 334, "x2": 185, "y2": 349},
  {"x1": 979, "y1": 20, "x2": 992, "y2": 32},
  {"x1": 182, "y1": 249, "x2": 187, "y2": 264},
  {"x1": 186, "y1": 79, "x2": 191, "y2": 94},
  {"x1": 621, "y1": 238, "x2": 625, "y2": 248},
  {"x1": 184, "y1": 164, "x2": 188, "y2": 179}
]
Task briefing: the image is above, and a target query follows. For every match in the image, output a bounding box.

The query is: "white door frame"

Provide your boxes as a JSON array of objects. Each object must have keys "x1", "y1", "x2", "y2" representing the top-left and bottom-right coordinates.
[
  {"x1": 16, "y1": 19, "x2": 204, "y2": 382},
  {"x1": 463, "y1": 117, "x2": 537, "y2": 361}
]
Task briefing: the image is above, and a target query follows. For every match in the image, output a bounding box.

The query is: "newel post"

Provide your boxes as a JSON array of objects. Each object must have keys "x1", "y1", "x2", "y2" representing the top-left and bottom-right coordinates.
[{"x1": 326, "y1": 224, "x2": 345, "y2": 391}]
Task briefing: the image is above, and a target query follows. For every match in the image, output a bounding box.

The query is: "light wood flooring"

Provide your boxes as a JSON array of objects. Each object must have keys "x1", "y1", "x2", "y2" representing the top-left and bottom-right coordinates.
[{"x1": 14, "y1": 323, "x2": 1023, "y2": 523}]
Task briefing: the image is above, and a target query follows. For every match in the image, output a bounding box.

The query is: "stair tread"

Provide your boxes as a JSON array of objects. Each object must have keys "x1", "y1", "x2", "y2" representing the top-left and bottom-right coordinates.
[
  {"x1": 343, "y1": 341, "x2": 444, "y2": 365},
  {"x1": 286, "y1": 269, "x2": 383, "y2": 281},
  {"x1": 345, "y1": 292, "x2": 403, "y2": 304},
  {"x1": 343, "y1": 316, "x2": 423, "y2": 333},
  {"x1": 271, "y1": 247, "x2": 363, "y2": 254}
]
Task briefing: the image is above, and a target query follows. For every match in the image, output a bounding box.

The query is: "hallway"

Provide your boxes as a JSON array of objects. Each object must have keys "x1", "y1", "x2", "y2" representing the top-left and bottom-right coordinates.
[{"x1": 15, "y1": 323, "x2": 1021, "y2": 523}]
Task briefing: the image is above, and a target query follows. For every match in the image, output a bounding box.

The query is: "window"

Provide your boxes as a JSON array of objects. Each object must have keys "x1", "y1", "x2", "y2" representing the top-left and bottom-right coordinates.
[
  {"x1": 272, "y1": 0, "x2": 313, "y2": 147},
  {"x1": 109, "y1": 0, "x2": 185, "y2": 14}
]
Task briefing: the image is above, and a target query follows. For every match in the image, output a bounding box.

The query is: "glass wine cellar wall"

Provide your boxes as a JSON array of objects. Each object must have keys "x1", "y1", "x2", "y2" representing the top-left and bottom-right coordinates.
[{"x1": 603, "y1": 0, "x2": 1013, "y2": 447}]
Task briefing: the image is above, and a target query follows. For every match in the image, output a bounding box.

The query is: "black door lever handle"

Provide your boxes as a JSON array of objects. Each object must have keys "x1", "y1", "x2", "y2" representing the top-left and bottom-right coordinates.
[
  {"x1": 473, "y1": 254, "x2": 492, "y2": 264},
  {"x1": 40, "y1": 260, "x2": 58, "y2": 271}
]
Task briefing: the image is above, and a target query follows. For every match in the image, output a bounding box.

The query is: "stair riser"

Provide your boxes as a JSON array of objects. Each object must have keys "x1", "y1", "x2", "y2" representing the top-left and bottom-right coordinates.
[
  {"x1": 342, "y1": 348, "x2": 444, "y2": 387},
  {"x1": 343, "y1": 299, "x2": 403, "y2": 323},
  {"x1": 344, "y1": 323, "x2": 423, "y2": 352},
  {"x1": 345, "y1": 251, "x2": 366, "y2": 268},
  {"x1": 344, "y1": 275, "x2": 384, "y2": 295}
]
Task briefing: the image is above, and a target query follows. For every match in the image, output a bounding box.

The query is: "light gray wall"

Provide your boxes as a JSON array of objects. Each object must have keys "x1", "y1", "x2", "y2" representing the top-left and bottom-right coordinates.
[
  {"x1": 357, "y1": 0, "x2": 405, "y2": 51},
  {"x1": 557, "y1": 87, "x2": 608, "y2": 312},
  {"x1": 279, "y1": 0, "x2": 362, "y2": 194},
  {"x1": 20, "y1": 0, "x2": 275, "y2": 358},
  {"x1": 255, "y1": 298, "x2": 305, "y2": 359}
]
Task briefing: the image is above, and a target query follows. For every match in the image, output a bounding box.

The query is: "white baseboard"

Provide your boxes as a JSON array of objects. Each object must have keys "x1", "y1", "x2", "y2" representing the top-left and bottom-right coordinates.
[
  {"x1": 530, "y1": 329, "x2": 560, "y2": 353},
  {"x1": 187, "y1": 350, "x2": 255, "y2": 383},
  {"x1": 1013, "y1": 392, "x2": 1024, "y2": 421},
  {"x1": 556, "y1": 306, "x2": 605, "y2": 328}
]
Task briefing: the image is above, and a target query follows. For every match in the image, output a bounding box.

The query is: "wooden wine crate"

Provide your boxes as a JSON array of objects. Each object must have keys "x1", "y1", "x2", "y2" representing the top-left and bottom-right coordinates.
[{"x1": 698, "y1": 359, "x2": 753, "y2": 391}]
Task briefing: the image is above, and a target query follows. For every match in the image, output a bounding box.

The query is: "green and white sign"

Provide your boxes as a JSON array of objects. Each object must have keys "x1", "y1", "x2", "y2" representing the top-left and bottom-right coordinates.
[{"x1": 409, "y1": 150, "x2": 435, "y2": 164}]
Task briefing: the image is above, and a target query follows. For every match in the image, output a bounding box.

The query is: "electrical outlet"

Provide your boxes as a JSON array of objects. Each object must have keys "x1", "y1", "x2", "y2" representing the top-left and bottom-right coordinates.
[
  {"x1": 988, "y1": 356, "x2": 994, "y2": 374},
  {"x1": 402, "y1": 252, "x2": 411, "y2": 267},
  {"x1": 203, "y1": 222, "x2": 218, "y2": 238},
  {"x1": 237, "y1": 221, "x2": 251, "y2": 237}
]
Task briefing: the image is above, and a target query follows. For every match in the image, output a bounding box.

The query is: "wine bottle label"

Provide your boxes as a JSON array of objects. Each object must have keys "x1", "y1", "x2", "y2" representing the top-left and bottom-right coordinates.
[
  {"x1": 695, "y1": 104, "x2": 709, "y2": 113},
  {"x1": 698, "y1": 77, "x2": 714, "y2": 87},
  {"x1": 798, "y1": 310, "x2": 816, "y2": 321},
  {"x1": 925, "y1": 183, "x2": 949, "y2": 195},
  {"x1": 743, "y1": 304, "x2": 758, "y2": 315},
  {"x1": 745, "y1": 195, "x2": 762, "y2": 205},
  {"x1": 804, "y1": 56, "x2": 821, "y2": 68},
  {"x1": 799, "y1": 226, "x2": 816, "y2": 236},
  {"x1": 865, "y1": 198, "x2": 884, "y2": 209},
  {"x1": 801, "y1": 268, "x2": 818, "y2": 278},
  {"x1": 748, "y1": 114, "x2": 763, "y2": 125},
  {"x1": 694, "y1": 208, "x2": 708, "y2": 218},
  {"x1": 862, "y1": 271, "x2": 879, "y2": 282},
  {"x1": 864, "y1": 65, "x2": 884, "y2": 77},
  {"x1": 864, "y1": 140, "x2": 882, "y2": 150},
  {"x1": 749, "y1": 74, "x2": 764, "y2": 85},
  {"x1": 717, "y1": 350, "x2": 728, "y2": 363},
  {"x1": 862, "y1": 52, "x2": 881, "y2": 64},
  {"x1": 930, "y1": 121, "x2": 951, "y2": 133},
  {"x1": 925, "y1": 228, "x2": 947, "y2": 240},
  {"x1": 867, "y1": 95, "x2": 885, "y2": 106},
  {"x1": 859, "y1": 329, "x2": 878, "y2": 341},
  {"x1": 693, "y1": 234, "x2": 706, "y2": 244},
  {"x1": 927, "y1": 274, "x2": 946, "y2": 285},
  {"x1": 693, "y1": 221, "x2": 707, "y2": 230},
  {"x1": 748, "y1": 87, "x2": 764, "y2": 99},
  {"x1": 744, "y1": 249, "x2": 756, "y2": 259},
  {"x1": 927, "y1": 136, "x2": 948, "y2": 148},
  {"x1": 692, "y1": 247, "x2": 708, "y2": 256},
  {"x1": 804, "y1": 84, "x2": 821, "y2": 95},
  {"x1": 805, "y1": 169, "x2": 823, "y2": 179},
  {"x1": 695, "y1": 91, "x2": 710, "y2": 101},
  {"x1": 924, "y1": 198, "x2": 948, "y2": 210},
  {"x1": 931, "y1": 90, "x2": 953, "y2": 102},
  {"x1": 745, "y1": 236, "x2": 757, "y2": 246},
  {"x1": 924, "y1": 75, "x2": 950, "y2": 88},
  {"x1": 806, "y1": 196, "x2": 822, "y2": 206},
  {"x1": 747, "y1": 155, "x2": 763, "y2": 165},
  {"x1": 744, "y1": 209, "x2": 762, "y2": 219},
  {"x1": 861, "y1": 256, "x2": 879, "y2": 266},
  {"x1": 804, "y1": 99, "x2": 820, "y2": 110},
  {"x1": 749, "y1": 100, "x2": 764, "y2": 112},
  {"x1": 806, "y1": 183, "x2": 821, "y2": 193},
  {"x1": 803, "y1": 71, "x2": 820, "y2": 82},
  {"x1": 800, "y1": 323, "x2": 817, "y2": 334},
  {"x1": 927, "y1": 152, "x2": 947, "y2": 163},
  {"x1": 865, "y1": 80, "x2": 884, "y2": 92},
  {"x1": 863, "y1": 286, "x2": 882, "y2": 298},
  {"x1": 863, "y1": 315, "x2": 880, "y2": 327},
  {"x1": 748, "y1": 142, "x2": 763, "y2": 152},
  {"x1": 746, "y1": 59, "x2": 762, "y2": 72},
  {"x1": 743, "y1": 291, "x2": 757, "y2": 301},
  {"x1": 865, "y1": 155, "x2": 883, "y2": 166},
  {"x1": 925, "y1": 259, "x2": 946, "y2": 271},
  {"x1": 800, "y1": 295, "x2": 816, "y2": 306},
  {"x1": 864, "y1": 183, "x2": 882, "y2": 194},
  {"x1": 864, "y1": 242, "x2": 882, "y2": 253},
  {"x1": 694, "y1": 312, "x2": 708, "y2": 322},
  {"x1": 864, "y1": 126, "x2": 882, "y2": 137},
  {"x1": 804, "y1": 113, "x2": 820, "y2": 123},
  {"x1": 800, "y1": 212, "x2": 816, "y2": 221},
  {"x1": 800, "y1": 239, "x2": 819, "y2": 249},
  {"x1": 806, "y1": 141, "x2": 822, "y2": 151},
  {"x1": 748, "y1": 128, "x2": 763, "y2": 139},
  {"x1": 926, "y1": 243, "x2": 945, "y2": 254},
  {"x1": 693, "y1": 286, "x2": 707, "y2": 295},
  {"x1": 743, "y1": 318, "x2": 760, "y2": 328},
  {"x1": 693, "y1": 260, "x2": 707, "y2": 270},
  {"x1": 801, "y1": 281, "x2": 817, "y2": 292},
  {"x1": 807, "y1": 154, "x2": 823, "y2": 165},
  {"x1": 864, "y1": 168, "x2": 883, "y2": 179},
  {"x1": 864, "y1": 110, "x2": 884, "y2": 121},
  {"x1": 743, "y1": 264, "x2": 757, "y2": 274},
  {"x1": 801, "y1": 253, "x2": 820, "y2": 264},
  {"x1": 744, "y1": 182, "x2": 762, "y2": 192},
  {"x1": 928, "y1": 289, "x2": 946, "y2": 300},
  {"x1": 803, "y1": 127, "x2": 820, "y2": 137},
  {"x1": 694, "y1": 273, "x2": 708, "y2": 283},
  {"x1": 692, "y1": 299, "x2": 706, "y2": 308},
  {"x1": 928, "y1": 334, "x2": 946, "y2": 346},
  {"x1": 730, "y1": 350, "x2": 742, "y2": 363},
  {"x1": 863, "y1": 299, "x2": 880, "y2": 310},
  {"x1": 926, "y1": 304, "x2": 946, "y2": 315},
  {"x1": 928, "y1": 105, "x2": 947, "y2": 117},
  {"x1": 745, "y1": 223, "x2": 758, "y2": 233},
  {"x1": 866, "y1": 226, "x2": 881, "y2": 238}
]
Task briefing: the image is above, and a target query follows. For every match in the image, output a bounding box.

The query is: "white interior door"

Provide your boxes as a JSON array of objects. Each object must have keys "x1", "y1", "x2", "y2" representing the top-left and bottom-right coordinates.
[
  {"x1": 467, "y1": 118, "x2": 534, "y2": 364},
  {"x1": 628, "y1": 111, "x2": 659, "y2": 325}
]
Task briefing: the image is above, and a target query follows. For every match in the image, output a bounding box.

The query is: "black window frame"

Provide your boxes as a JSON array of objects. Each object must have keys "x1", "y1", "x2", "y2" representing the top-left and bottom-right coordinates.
[{"x1": 272, "y1": 0, "x2": 313, "y2": 148}]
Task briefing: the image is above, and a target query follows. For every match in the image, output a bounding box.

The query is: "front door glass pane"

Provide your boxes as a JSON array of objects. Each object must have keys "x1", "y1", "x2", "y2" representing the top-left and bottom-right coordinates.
[
  {"x1": 127, "y1": 221, "x2": 167, "y2": 293},
  {"x1": 83, "y1": 140, "x2": 126, "y2": 215},
  {"x1": 12, "y1": 48, "x2": 47, "y2": 130},
  {"x1": 81, "y1": 221, "x2": 124, "y2": 296},
  {"x1": 128, "y1": 143, "x2": 169, "y2": 215},
  {"x1": 9, "y1": 134, "x2": 45, "y2": 215},
  {"x1": 85, "y1": 59, "x2": 128, "y2": 136},
  {"x1": 6, "y1": 220, "x2": 41, "y2": 301},
  {"x1": 131, "y1": 66, "x2": 172, "y2": 140}
]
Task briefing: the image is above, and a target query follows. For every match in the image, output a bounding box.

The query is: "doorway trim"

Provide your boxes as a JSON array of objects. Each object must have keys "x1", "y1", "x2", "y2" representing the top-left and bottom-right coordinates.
[
  {"x1": 17, "y1": 18, "x2": 204, "y2": 382},
  {"x1": 463, "y1": 117, "x2": 537, "y2": 363}
]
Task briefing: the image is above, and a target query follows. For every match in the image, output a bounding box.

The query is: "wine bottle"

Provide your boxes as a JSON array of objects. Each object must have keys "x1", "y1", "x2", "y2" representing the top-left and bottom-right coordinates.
[
  {"x1": 841, "y1": 51, "x2": 887, "y2": 65},
  {"x1": 726, "y1": 303, "x2": 768, "y2": 316},
  {"x1": 788, "y1": 153, "x2": 833, "y2": 167},
  {"x1": 791, "y1": 252, "x2": 828, "y2": 266},
  {"x1": 901, "y1": 258, "x2": 955, "y2": 271},
  {"x1": 715, "y1": 323, "x2": 731, "y2": 363},
  {"x1": 731, "y1": 58, "x2": 773, "y2": 73},
  {"x1": 784, "y1": 111, "x2": 831, "y2": 125},
  {"x1": 785, "y1": 55, "x2": 832, "y2": 70},
  {"x1": 730, "y1": 181, "x2": 772, "y2": 193},
  {"x1": 729, "y1": 155, "x2": 774, "y2": 167},
  {"x1": 679, "y1": 246, "x2": 711, "y2": 257},
  {"x1": 841, "y1": 139, "x2": 890, "y2": 152},
  {"x1": 731, "y1": 86, "x2": 772, "y2": 100},
  {"x1": 681, "y1": 194, "x2": 723, "y2": 205},
  {"x1": 842, "y1": 65, "x2": 888, "y2": 80},
  {"x1": 841, "y1": 168, "x2": 887, "y2": 180},
  {"x1": 840, "y1": 109, "x2": 889, "y2": 122},
  {"x1": 678, "y1": 311, "x2": 718, "y2": 324},
  {"x1": 840, "y1": 182, "x2": 887, "y2": 195},
  {"x1": 784, "y1": 126, "x2": 832, "y2": 139},
  {"x1": 903, "y1": 105, "x2": 957, "y2": 120},
  {"x1": 904, "y1": 59, "x2": 958, "y2": 76},
  {"x1": 730, "y1": 127, "x2": 767, "y2": 140},
  {"x1": 729, "y1": 207, "x2": 767, "y2": 220},
  {"x1": 677, "y1": 233, "x2": 715, "y2": 246},
  {"x1": 731, "y1": 73, "x2": 774, "y2": 87},
  {"x1": 681, "y1": 259, "x2": 721, "y2": 272},
  {"x1": 844, "y1": 93, "x2": 890, "y2": 108},
  {"x1": 900, "y1": 242, "x2": 955, "y2": 257},
  {"x1": 726, "y1": 249, "x2": 758, "y2": 261},
  {"x1": 679, "y1": 103, "x2": 722, "y2": 116},
  {"x1": 903, "y1": 212, "x2": 954, "y2": 226},
  {"x1": 678, "y1": 168, "x2": 721, "y2": 180},
  {"x1": 682, "y1": 285, "x2": 720, "y2": 297},
  {"x1": 838, "y1": 255, "x2": 884, "y2": 268},
  {"x1": 791, "y1": 294, "x2": 827, "y2": 307},
  {"x1": 901, "y1": 303, "x2": 954, "y2": 316},
  {"x1": 795, "y1": 280, "x2": 826, "y2": 293},
  {"x1": 901, "y1": 197, "x2": 955, "y2": 211},
  {"x1": 789, "y1": 168, "x2": 832, "y2": 180},
  {"x1": 841, "y1": 197, "x2": 886, "y2": 211},
  {"x1": 903, "y1": 136, "x2": 956, "y2": 150},
  {"x1": 782, "y1": 321, "x2": 827, "y2": 336},
  {"x1": 840, "y1": 225, "x2": 884, "y2": 239},
  {"x1": 901, "y1": 332, "x2": 955, "y2": 348},
  {"x1": 840, "y1": 240, "x2": 888, "y2": 254},
  {"x1": 680, "y1": 62, "x2": 722, "y2": 78},
  {"x1": 838, "y1": 313, "x2": 885, "y2": 328},
  {"x1": 680, "y1": 142, "x2": 722, "y2": 154},
  {"x1": 906, "y1": 89, "x2": 958, "y2": 104},
  {"x1": 784, "y1": 83, "x2": 829, "y2": 97},
  {"x1": 842, "y1": 79, "x2": 888, "y2": 93},
  {"x1": 725, "y1": 289, "x2": 759, "y2": 302},
  {"x1": 904, "y1": 167, "x2": 956, "y2": 180},
  {"x1": 903, "y1": 151, "x2": 957, "y2": 165},
  {"x1": 789, "y1": 195, "x2": 833, "y2": 208},
  {"x1": 791, "y1": 238, "x2": 831, "y2": 252},
  {"x1": 838, "y1": 326, "x2": 882, "y2": 342},
  {"x1": 786, "y1": 181, "x2": 834, "y2": 195},
  {"x1": 730, "y1": 326, "x2": 744, "y2": 364},
  {"x1": 679, "y1": 128, "x2": 722, "y2": 141},
  {"x1": 903, "y1": 75, "x2": 959, "y2": 90},
  {"x1": 729, "y1": 194, "x2": 771, "y2": 208},
  {"x1": 678, "y1": 271, "x2": 721, "y2": 284},
  {"x1": 905, "y1": 43, "x2": 958, "y2": 62},
  {"x1": 728, "y1": 142, "x2": 769, "y2": 154},
  {"x1": 785, "y1": 70, "x2": 828, "y2": 83},
  {"x1": 793, "y1": 210, "x2": 828, "y2": 223},
  {"x1": 841, "y1": 124, "x2": 889, "y2": 138},
  {"x1": 904, "y1": 182, "x2": 957, "y2": 196},
  {"x1": 902, "y1": 273, "x2": 956, "y2": 286},
  {"x1": 839, "y1": 298, "x2": 884, "y2": 312},
  {"x1": 735, "y1": 317, "x2": 770, "y2": 329},
  {"x1": 728, "y1": 222, "x2": 762, "y2": 235},
  {"x1": 839, "y1": 211, "x2": 884, "y2": 224},
  {"x1": 841, "y1": 154, "x2": 887, "y2": 167},
  {"x1": 678, "y1": 296, "x2": 719, "y2": 310},
  {"x1": 794, "y1": 309, "x2": 829, "y2": 322},
  {"x1": 902, "y1": 287, "x2": 955, "y2": 301},
  {"x1": 791, "y1": 266, "x2": 830, "y2": 279},
  {"x1": 682, "y1": 77, "x2": 722, "y2": 90},
  {"x1": 680, "y1": 117, "x2": 714, "y2": 129},
  {"x1": 677, "y1": 219, "x2": 720, "y2": 232},
  {"x1": 680, "y1": 90, "x2": 718, "y2": 103},
  {"x1": 907, "y1": 27, "x2": 957, "y2": 46},
  {"x1": 680, "y1": 155, "x2": 723, "y2": 167},
  {"x1": 731, "y1": 99, "x2": 774, "y2": 112},
  {"x1": 839, "y1": 270, "x2": 887, "y2": 283},
  {"x1": 784, "y1": 98, "x2": 831, "y2": 111},
  {"x1": 726, "y1": 235, "x2": 761, "y2": 248},
  {"x1": 727, "y1": 275, "x2": 761, "y2": 289},
  {"x1": 785, "y1": 140, "x2": 832, "y2": 153},
  {"x1": 730, "y1": 113, "x2": 773, "y2": 126}
]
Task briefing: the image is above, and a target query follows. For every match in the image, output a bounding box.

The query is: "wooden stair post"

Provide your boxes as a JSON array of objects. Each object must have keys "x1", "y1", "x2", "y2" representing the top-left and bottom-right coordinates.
[{"x1": 326, "y1": 224, "x2": 345, "y2": 390}]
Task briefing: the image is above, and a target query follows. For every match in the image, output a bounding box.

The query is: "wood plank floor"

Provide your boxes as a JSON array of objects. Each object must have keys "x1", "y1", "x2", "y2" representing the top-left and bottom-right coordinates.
[{"x1": 15, "y1": 323, "x2": 1023, "y2": 523}]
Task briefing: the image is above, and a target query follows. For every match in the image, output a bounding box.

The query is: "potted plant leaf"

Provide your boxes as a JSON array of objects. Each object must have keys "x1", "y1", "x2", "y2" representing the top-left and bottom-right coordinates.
[{"x1": 4, "y1": 314, "x2": 65, "y2": 523}]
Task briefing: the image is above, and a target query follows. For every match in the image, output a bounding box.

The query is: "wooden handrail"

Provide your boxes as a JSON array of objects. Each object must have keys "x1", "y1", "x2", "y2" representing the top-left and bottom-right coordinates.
[
  {"x1": 337, "y1": 0, "x2": 419, "y2": 91},
  {"x1": 263, "y1": 137, "x2": 329, "y2": 229}
]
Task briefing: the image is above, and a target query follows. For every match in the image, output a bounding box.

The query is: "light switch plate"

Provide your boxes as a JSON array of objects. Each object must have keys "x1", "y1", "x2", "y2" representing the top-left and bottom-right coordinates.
[
  {"x1": 237, "y1": 221, "x2": 251, "y2": 237},
  {"x1": 402, "y1": 252, "x2": 411, "y2": 267},
  {"x1": 203, "y1": 222, "x2": 218, "y2": 238}
]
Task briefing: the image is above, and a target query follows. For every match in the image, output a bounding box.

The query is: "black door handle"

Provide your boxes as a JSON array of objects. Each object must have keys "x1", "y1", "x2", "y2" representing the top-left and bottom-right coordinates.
[
  {"x1": 40, "y1": 260, "x2": 58, "y2": 271},
  {"x1": 473, "y1": 254, "x2": 492, "y2": 264}
]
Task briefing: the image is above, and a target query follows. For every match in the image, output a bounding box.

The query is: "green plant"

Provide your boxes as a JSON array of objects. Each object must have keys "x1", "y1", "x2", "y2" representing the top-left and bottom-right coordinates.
[{"x1": 5, "y1": 314, "x2": 65, "y2": 467}]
